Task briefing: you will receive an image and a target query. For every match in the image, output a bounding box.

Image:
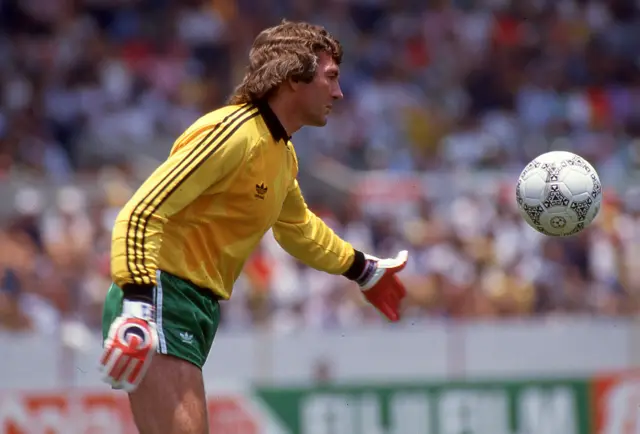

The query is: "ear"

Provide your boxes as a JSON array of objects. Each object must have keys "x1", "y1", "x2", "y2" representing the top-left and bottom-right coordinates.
[{"x1": 287, "y1": 76, "x2": 301, "y2": 91}]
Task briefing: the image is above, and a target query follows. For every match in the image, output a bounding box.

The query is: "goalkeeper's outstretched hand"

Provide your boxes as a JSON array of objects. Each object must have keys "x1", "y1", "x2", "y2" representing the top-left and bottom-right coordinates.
[{"x1": 356, "y1": 250, "x2": 408, "y2": 321}]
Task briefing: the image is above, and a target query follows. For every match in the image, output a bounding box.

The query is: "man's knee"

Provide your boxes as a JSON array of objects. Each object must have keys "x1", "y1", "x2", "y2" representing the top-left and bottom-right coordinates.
[{"x1": 128, "y1": 355, "x2": 208, "y2": 434}]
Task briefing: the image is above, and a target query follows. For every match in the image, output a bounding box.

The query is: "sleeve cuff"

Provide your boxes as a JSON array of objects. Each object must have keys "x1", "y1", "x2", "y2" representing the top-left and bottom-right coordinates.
[{"x1": 342, "y1": 249, "x2": 367, "y2": 281}]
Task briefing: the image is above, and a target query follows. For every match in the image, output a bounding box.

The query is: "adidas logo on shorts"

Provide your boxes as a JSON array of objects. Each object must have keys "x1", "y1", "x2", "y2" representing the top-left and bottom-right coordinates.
[{"x1": 180, "y1": 332, "x2": 193, "y2": 344}]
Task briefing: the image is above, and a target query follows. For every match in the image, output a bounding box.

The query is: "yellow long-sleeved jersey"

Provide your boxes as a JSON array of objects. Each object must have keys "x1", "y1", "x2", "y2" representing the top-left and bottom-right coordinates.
[{"x1": 110, "y1": 102, "x2": 357, "y2": 299}]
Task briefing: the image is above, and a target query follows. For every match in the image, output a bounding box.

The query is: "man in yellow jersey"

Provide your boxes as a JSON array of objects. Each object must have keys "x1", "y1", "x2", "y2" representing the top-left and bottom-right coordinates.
[{"x1": 99, "y1": 20, "x2": 408, "y2": 434}]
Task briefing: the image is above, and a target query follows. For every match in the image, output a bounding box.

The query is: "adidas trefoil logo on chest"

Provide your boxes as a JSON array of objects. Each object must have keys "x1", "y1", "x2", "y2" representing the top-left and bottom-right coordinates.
[{"x1": 255, "y1": 183, "x2": 268, "y2": 200}]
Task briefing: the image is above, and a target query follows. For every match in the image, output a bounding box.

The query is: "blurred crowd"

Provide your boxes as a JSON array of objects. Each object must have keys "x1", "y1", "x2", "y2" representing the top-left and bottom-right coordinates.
[
  {"x1": 1, "y1": 179, "x2": 639, "y2": 334},
  {"x1": 2, "y1": 0, "x2": 640, "y2": 333}
]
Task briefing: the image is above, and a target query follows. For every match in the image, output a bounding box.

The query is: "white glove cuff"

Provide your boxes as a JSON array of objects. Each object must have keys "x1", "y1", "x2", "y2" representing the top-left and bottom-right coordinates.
[{"x1": 122, "y1": 300, "x2": 154, "y2": 321}]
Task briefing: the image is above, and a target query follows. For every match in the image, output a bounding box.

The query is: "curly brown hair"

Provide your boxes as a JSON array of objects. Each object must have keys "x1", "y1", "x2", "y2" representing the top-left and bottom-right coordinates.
[{"x1": 228, "y1": 20, "x2": 343, "y2": 105}]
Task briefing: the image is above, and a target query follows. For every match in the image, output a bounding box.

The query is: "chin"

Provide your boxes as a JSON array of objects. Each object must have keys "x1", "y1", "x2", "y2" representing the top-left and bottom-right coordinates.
[
  {"x1": 312, "y1": 116, "x2": 328, "y2": 127},
  {"x1": 302, "y1": 113, "x2": 329, "y2": 128}
]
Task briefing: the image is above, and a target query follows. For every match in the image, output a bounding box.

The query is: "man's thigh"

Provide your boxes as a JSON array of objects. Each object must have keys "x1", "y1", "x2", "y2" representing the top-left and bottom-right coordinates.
[
  {"x1": 101, "y1": 271, "x2": 222, "y2": 433},
  {"x1": 129, "y1": 354, "x2": 208, "y2": 434}
]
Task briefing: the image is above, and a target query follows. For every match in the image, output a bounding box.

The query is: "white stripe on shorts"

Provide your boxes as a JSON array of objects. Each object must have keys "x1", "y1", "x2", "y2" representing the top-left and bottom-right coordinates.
[{"x1": 155, "y1": 269, "x2": 167, "y2": 354}]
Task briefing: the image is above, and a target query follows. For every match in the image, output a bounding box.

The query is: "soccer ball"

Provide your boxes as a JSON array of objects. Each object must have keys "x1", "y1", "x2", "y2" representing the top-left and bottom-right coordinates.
[{"x1": 515, "y1": 151, "x2": 603, "y2": 236}]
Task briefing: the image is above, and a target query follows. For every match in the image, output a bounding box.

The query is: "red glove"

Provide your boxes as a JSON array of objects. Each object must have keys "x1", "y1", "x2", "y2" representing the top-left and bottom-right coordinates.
[
  {"x1": 357, "y1": 250, "x2": 408, "y2": 321},
  {"x1": 99, "y1": 300, "x2": 158, "y2": 392}
]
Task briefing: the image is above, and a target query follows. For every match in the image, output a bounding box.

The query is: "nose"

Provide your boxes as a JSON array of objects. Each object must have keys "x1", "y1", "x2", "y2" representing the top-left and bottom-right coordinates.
[{"x1": 332, "y1": 83, "x2": 344, "y2": 101}]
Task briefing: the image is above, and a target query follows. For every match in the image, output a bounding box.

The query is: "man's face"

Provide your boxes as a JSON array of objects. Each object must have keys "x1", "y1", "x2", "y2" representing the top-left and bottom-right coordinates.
[{"x1": 296, "y1": 51, "x2": 344, "y2": 127}]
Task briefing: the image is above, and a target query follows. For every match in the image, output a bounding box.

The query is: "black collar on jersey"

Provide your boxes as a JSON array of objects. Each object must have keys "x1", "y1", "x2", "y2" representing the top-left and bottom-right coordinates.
[{"x1": 255, "y1": 99, "x2": 291, "y2": 143}]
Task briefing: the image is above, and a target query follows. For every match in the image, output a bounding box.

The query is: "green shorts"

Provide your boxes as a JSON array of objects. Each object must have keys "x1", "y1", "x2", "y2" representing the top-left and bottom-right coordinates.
[{"x1": 101, "y1": 271, "x2": 221, "y2": 369}]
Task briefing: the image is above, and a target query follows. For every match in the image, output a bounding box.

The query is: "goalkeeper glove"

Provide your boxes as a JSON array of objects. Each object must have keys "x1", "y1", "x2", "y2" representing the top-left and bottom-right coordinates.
[
  {"x1": 99, "y1": 299, "x2": 158, "y2": 392},
  {"x1": 346, "y1": 250, "x2": 408, "y2": 322}
]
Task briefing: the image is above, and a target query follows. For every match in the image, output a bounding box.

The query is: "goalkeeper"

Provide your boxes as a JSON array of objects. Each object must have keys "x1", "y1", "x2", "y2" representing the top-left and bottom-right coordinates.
[{"x1": 99, "y1": 19, "x2": 408, "y2": 434}]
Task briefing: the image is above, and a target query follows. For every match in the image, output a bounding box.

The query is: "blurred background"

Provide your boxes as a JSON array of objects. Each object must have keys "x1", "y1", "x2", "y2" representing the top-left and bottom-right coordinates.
[{"x1": 2, "y1": 0, "x2": 640, "y2": 432}]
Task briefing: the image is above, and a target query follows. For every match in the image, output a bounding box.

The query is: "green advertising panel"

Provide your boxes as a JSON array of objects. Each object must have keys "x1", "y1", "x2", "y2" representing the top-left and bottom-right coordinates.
[{"x1": 255, "y1": 378, "x2": 591, "y2": 434}]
